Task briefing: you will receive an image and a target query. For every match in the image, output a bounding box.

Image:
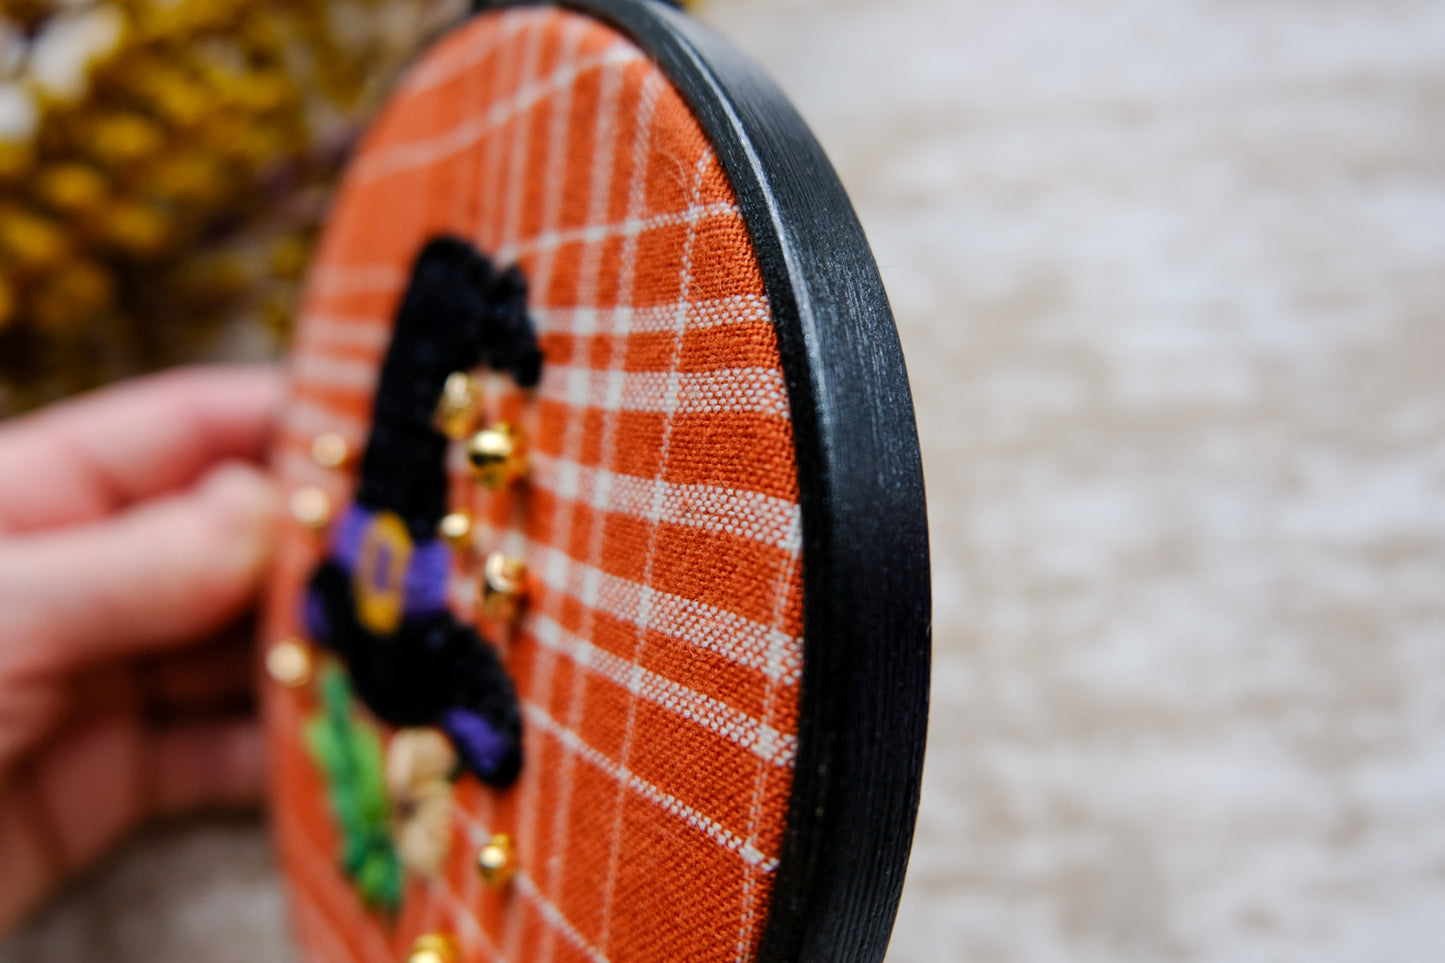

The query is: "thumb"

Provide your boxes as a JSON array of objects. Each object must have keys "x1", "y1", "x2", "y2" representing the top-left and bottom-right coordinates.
[{"x1": 0, "y1": 463, "x2": 279, "y2": 674}]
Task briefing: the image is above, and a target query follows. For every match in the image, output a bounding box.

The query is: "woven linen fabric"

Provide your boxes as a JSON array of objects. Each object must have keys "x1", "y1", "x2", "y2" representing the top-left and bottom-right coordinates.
[{"x1": 263, "y1": 8, "x2": 803, "y2": 963}]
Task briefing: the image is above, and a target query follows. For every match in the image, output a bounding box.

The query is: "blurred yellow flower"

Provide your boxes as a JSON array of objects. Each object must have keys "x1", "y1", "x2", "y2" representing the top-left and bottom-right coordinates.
[{"x1": 0, "y1": 0, "x2": 466, "y2": 413}]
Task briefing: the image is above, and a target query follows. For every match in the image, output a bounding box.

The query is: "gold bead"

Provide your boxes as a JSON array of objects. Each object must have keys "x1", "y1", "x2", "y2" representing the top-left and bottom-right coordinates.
[
  {"x1": 310, "y1": 433, "x2": 351, "y2": 469},
  {"x1": 467, "y1": 424, "x2": 525, "y2": 490},
  {"x1": 438, "y1": 511, "x2": 472, "y2": 550},
  {"x1": 434, "y1": 371, "x2": 485, "y2": 441},
  {"x1": 406, "y1": 933, "x2": 459, "y2": 963},
  {"x1": 476, "y1": 833, "x2": 515, "y2": 888},
  {"x1": 266, "y1": 639, "x2": 313, "y2": 688},
  {"x1": 480, "y1": 553, "x2": 527, "y2": 622},
  {"x1": 289, "y1": 486, "x2": 332, "y2": 530}
]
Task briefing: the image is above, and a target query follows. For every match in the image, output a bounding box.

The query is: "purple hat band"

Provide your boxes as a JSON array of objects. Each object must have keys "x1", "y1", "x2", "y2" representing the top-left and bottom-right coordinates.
[{"x1": 330, "y1": 504, "x2": 450, "y2": 619}]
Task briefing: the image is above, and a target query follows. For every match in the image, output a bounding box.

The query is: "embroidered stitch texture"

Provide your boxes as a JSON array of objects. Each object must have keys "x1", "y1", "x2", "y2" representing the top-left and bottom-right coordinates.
[{"x1": 305, "y1": 236, "x2": 539, "y2": 787}]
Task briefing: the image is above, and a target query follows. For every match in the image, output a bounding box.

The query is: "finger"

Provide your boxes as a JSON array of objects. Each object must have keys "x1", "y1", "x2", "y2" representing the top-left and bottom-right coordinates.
[
  {"x1": 0, "y1": 365, "x2": 284, "y2": 534},
  {"x1": 66, "y1": 633, "x2": 256, "y2": 726},
  {"x1": 0, "y1": 766, "x2": 64, "y2": 937},
  {"x1": 11, "y1": 712, "x2": 260, "y2": 894},
  {"x1": 0, "y1": 463, "x2": 278, "y2": 674},
  {"x1": 149, "y1": 717, "x2": 263, "y2": 817},
  {"x1": 141, "y1": 631, "x2": 256, "y2": 719},
  {"x1": 28, "y1": 714, "x2": 148, "y2": 881},
  {"x1": 0, "y1": 711, "x2": 261, "y2": 937}
]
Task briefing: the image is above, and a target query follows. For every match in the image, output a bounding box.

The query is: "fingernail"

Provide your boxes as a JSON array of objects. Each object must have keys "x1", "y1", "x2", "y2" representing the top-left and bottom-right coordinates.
[{"x1": 198, "y1": 464, "x2": 280, "y2": 570}]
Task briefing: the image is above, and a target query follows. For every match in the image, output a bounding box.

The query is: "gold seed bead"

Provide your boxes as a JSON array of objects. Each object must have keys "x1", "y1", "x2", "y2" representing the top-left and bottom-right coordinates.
[
  {"x1": 480, "y1": 553, "x2": 527, "y2": 622},
  {"x1": 289, "y1": 486, "x2": 332, "y2": 530},
  {"x1": 434, "y1": 371, "x2": 485, "y2": 441},
  {"x1": 310, "y1": 432, "x2": 350, "y2": 469},
  {"x1": 476, "y1": 833, "x2": 515, "y2": 888},
  {"x1": 406, "y1": 933, "x2": 459, "y2": 963},
  {"x1": 266, "y1": 639, "x2": 313, "y2": 688},
  {"x1": 467, "y1": 423, "x2": 525, "y2": 490},
  {"x1": 438, "y1": 511, "x2": 473, "y2": 550}
]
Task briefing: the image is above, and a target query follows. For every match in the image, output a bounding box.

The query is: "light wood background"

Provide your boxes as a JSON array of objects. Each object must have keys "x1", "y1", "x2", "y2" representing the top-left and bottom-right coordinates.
[{"x1": 5, "y1": 1, "x2": 1444, "y2": 960}]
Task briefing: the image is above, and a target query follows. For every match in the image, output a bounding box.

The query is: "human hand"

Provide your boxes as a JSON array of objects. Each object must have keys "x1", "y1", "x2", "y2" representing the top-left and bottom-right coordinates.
[{"x1": 0, "y1": 366, "x2": 283, "y2": 936}]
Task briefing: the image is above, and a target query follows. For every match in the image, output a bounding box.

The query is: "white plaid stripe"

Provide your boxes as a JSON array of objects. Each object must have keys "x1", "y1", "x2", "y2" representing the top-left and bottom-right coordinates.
[
  {"x1": 514, "y1": 873, "x2": 607, "y2": 963},
  {"x1": 479, "y1": 24, "x2": 561, "y2": 956},
  {"x1": 290, "y1": 348, "x2": 791, "y2": 419},
  {"x1": 596, "y1": 142, "x2": 716, "y2": 956},
  {"x1": 522, "y1": 704, "x2": 780, "y2": 872},
  {"x1": 492, "y1": 19, "x2": 636, "y2": 963},
  {"x1": 292, "y1": 888, "x2": 355, "y2": 963},
  {"x1": 304, "y1": 264, "x2": 404, "y2": 300},
  {"x1": 292, "y1": 353, "x2": 377, "y2": 393},
  {"x1": 506, "y1": 200, "x2": 739, "y2": 261},
  {"x1": 433, "y1": 877, "x2": 509, "y2": 962},
  {"x1": 525, "y1": 541, "x2": 801, "y2": 685},
  {"x1": 281, "y1": 402, "x2": 367, "y2": 456},
  {"x1": 529, "y1": 450, "x2": 801, "y2": 553},
  {"x1": 735, "y1": 544, "x2": 804, "y2": 959},
  {"x1": 294, "y1": 314, "x2": 390, "y2": 353},
  {"x1": 355, "y1": 43, "x2": 642, "y2": 186},
  {"x1": 519, "y1": 15, "x2": 590, "y2": 317},
  {"x1": 539, "y1": 64, "x2": 667, "y2": 963},
  {"x1": 497, "y1": 21, "x2": 546, "y2": 259},
  {"x1": 532, "y1": 293, "x2": 771, "y2": 334},
  {"x1": 299, "y1": 292, "x2": 773, "y2": 340},
  {"x1": 293, "y1": 352, "x2": 789, "y2": 419},
  {"x1": 452, "y1": 810, "x2": 610, "y2": 963},
  {"x1": 545, "y1": 363, "x2": 791, "y2": 418},
  {"x1": 528, "y1": 613, "x2": 797, "y2": 766}
]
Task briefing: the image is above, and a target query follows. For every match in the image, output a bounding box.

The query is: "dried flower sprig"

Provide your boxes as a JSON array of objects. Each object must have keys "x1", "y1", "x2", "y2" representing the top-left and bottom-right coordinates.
[{"x1": 0, "y1": 0, "x2": 465, "y2": 413}]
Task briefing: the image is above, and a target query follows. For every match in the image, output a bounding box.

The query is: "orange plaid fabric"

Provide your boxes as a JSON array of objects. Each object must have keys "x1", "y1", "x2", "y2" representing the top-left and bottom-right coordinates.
[{"x1": 264, "y1": 8, "x2": 803, "y2": 963}]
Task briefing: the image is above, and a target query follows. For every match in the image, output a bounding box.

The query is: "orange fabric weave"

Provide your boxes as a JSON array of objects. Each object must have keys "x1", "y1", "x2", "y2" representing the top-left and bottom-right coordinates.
[{"x1": 264, "y1": 9, "x2": 803, "y2": 963}]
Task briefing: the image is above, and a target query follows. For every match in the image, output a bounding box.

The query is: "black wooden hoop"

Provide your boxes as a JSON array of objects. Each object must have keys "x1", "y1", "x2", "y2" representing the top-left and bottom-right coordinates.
[{"x1": 471, "y1": 3, "x2": 932, "y2": 960}]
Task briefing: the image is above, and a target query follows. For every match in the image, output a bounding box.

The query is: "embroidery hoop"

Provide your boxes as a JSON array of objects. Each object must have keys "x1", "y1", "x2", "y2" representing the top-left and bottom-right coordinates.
[{"x1": 271, "y1": 3, "x2": 930, "y2": 961}]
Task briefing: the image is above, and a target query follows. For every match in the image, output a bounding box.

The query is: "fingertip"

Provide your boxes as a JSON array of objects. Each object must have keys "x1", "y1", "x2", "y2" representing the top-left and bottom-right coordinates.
[
  {"x1": 0, "y1": 776, "x2": 64, "y2": 937},
  {"x1": 195, "y1": 461, "x2": 280, "y2": 526},
  {"x1": 12, "y1": 462, "x2": 282, "y2": 669},
  {"x1": 194, "y1": 462, "x2": 282, "y2": 578},
  {"x1": 0, "y1": 365, "x2": 287, "y2": 533}
]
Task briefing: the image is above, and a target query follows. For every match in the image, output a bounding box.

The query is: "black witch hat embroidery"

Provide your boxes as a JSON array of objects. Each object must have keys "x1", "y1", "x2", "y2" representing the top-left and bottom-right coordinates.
[{"x1": 302, "y1": 236, "x2": 541, "y2": 787}]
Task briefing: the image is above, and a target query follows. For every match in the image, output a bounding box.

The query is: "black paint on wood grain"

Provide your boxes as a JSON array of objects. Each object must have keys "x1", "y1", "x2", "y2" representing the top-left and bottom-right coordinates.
[{"x1": 471, "y1": 3, "x2": 932, "y2": 960}]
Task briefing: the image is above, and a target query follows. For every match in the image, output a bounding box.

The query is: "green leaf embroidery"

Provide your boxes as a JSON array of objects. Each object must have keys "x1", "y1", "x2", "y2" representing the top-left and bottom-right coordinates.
[{"x1": 305, "y1": 665, "x2": 403, "y2": 915}]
